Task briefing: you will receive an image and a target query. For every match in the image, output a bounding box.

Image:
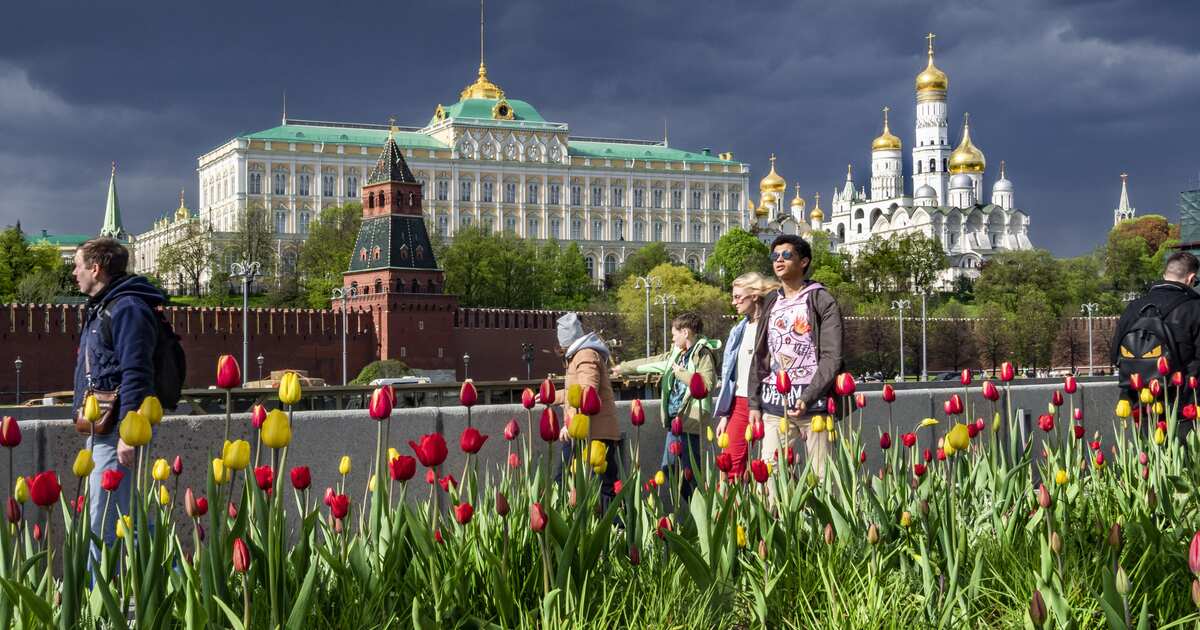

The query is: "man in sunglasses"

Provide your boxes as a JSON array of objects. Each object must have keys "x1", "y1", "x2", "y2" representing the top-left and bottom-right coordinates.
[{"x1": 746, "y1": 234, "x2": 844, "y2": 478}]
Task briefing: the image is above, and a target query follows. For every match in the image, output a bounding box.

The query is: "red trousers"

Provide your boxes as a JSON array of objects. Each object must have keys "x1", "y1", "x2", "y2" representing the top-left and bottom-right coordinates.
[{"x1": 722, "y1": 396, "x2": 750, "y2": 477}]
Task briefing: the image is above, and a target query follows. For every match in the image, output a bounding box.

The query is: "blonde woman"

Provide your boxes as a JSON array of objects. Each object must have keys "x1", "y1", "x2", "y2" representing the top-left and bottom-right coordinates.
[{"x1": 714, "y1": 271, "x2": 780, "y2": 477}]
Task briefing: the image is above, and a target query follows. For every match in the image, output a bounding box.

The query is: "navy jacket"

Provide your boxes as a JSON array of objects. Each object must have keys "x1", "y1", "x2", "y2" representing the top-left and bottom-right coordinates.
[{"x1": 72, "y1": 275, "x2": 166, "y2": 424}]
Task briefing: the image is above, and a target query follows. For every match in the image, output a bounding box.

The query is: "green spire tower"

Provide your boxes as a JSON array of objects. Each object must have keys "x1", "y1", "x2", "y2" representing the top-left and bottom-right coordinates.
[{"x1": 100, "y1": 161, "x2": 128, "y2": 240}]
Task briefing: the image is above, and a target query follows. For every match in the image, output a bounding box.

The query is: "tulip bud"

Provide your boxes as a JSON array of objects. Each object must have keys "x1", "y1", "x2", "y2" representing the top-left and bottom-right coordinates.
[
  {"x1": 981, "y1": 381, "x2": 1000, "y2": 402},
  {"x1": 900, "y1": 511, "x2": 911, "y2": 528},
  {"x1": 339, "y1": 455, "x2": 351, "y2": 476},
  {"x1": 1130, "y1": 373, "x2": 1145, "y2": 392},
  {"x1": 503, "y1": 419, "x2": 520, "y2": 441},
  {"x1": 1157, "y1": 356, "x2": 1170, "y2": 376},
  {"x1": 1037, "y1": 484, "x2": 1051, "y2": 509},
  {"x1": 1064, "y1": 375, "x2": 1078, "y2": 394},
  {"x1": 251, "y1": 404, "x2": 267, "y2": 429},
  {"x1": 855, "y1": 393, "x2": 867, "y2": 409},
  {"x1": 1192, "y1": 579, "x2": 1200, "y2": 609},
  {"x1": 216, "y1": 355, "x2": 241, "y2": 389},
  {"x1": 459, "y1": 379, "x2": 478, "y2": 408},
  {"x1": 1050, "y1": 531, "x2": 1062, "y2": 555},
  {"x1": 823, "y1": 523, "x2": 835, "y2": 545},
  {"x1": 1115, "y1": 565, "x2": 1130, "y2": 596},
  {"x1": 867, "y1": 523, "x2": 879, "y2": 545},
  {"x1": 228, "y1": 501, "x2": 238, "y2": 520},
  {"x1": 5, "y1": 497, "x2": 19, "y2": 524},
  {"x1": 882, "y1": 383, "x2": 896, "y2": 403},
  {"x1": 232, "y1": 538, "x2": 250, "y2": 573},
  {"x1": 278, "y1": 371, "x2": 302, "y2": 406},
  {"x1": 1191, "y1": 376, "x2": 1199, "y2": 390},
  {"x1": 369, "y1": 386, "x2": 393, "y2": 420},
  {"x1": 1029, "y1": 590, "x2": 1047, "y2": 628},
  {"x1": 879, "y1": 432, "x2": 892, "y2": 450},
  {"x1": 530, "y1": 502, "x2": 547, "y2": 532},
  {"x1": 0, "y1": 417, "x2": 20, "y2": 449},
  {"x1": 1051, "y1": 390, "x2": 1064, "y2": 407},
  {"x1": 521, "y1": 388, "x2": 536, "y2": 410},
  {"x1": 834, "y1": 372, "x2": 856, "y2": 397},
  {"x1": 1000, "y1": 362, "x2": 1015, "y2": 382},
  {"x1": 73, "y1": 449, "x2": 95, "y2": 478},
  {"x1": 507, "y1": 453, "x2": 520, "y2": 469},
  {"x1": 630, "y1": 399, "x2": 645, "y2": 426},
  {"x1": 539, "y1": 407, "x2": 559, "y2": 442},
  {"x1": 538, "y1": 377, "x2": 556, "y2": 406},
  {"x1": 1055, "y1": 469, "x2": 1068, "y2": 485},
  {"x1": 758, "y1": 539, "x2": 768, "y2": 560},
  {"x1": 774, "y1": 370, "x2": 791, "y2": 395},
  {"x1": 629, "y1": 545, "x2": 641, "y2": 566},
  {"x1": 152, "y1": 458, "x2": 170, "y2": 482}
]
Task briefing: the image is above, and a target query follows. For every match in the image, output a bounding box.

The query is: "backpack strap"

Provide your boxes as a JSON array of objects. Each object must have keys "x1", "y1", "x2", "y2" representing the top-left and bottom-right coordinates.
[{"x1": 1140, "y1": 290, "x2": 1196, "y2": 321}]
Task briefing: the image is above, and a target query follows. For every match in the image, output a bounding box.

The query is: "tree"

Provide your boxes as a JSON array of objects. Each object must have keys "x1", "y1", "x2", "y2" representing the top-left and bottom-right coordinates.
[
  {"x1": 975, "y1": 301, "x2": 1009, "y2": 376},
  {"x1": 218, "y1": 206, "x2": 277, "y2": 286},
  {"x1": 850, "y1": 302, "x2": 895, "y2": 377},
  {"x1": 974, "y1": 249, "x2": 1063, "y2": 314},
  {"x1": 156, "y1": 222, "x2": 211, "y2": 296},
  {"x1": 1103, "y1": 215, "x2": 1177, "y2": 293},
  {"x1": 297, "y1": 203, "x2": 362, "y2": 308},
  {"x1": 615, "y1": 262, "x2": 726, "y2": 357},
  {"x1": 351, "y1": 359, "x2": 411, "y2": 385},
  {"x1": 849, "y1": 233, "x2": 944, "y2": 301},
  {"x1": 539, "y1": 241, "x2": 594, "y2": 311},
  {"x1": 895, "y1": 233, "x2": 946, "y2": 294},
  {"x1": 0, "y1": 227, "x2": 64, "y2": 303},
  {"x1": 440, "y1": 227, "x2": 497, "y2": 307},
  {"x1": 931, "y1": 301, "x2": 977, "y2": 372},
  {"x1": 807, "y1": 231, "x2": 855, "y2": 306},
  {"x1": 705, "y1": 229, "x2": 770, "y2": 288},
  {"x1": 614, "y1": 243, "x2": 672, "y2": 287}
]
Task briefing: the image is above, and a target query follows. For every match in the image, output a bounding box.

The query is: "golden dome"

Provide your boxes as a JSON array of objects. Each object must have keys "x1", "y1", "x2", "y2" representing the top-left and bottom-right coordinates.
[
  {"x1": 759, "y1": 154, "x2": 786, "y2": 194},
  {"x1": 789, "y1": 183, "x2": 806, "y2": 210},
  {"x1": 871, "y1": 106, "x2": 902, "y2": 151},
  {"x1": 915, "y1": 33, "x2": 948, "y2": 95},
  {"x1": 460, "y1": 63, "x2": 505, "y2": 101},
  {"x1": 173, "y1": 190, "x2": 190, "y2": 221},
  {"x1": 754, "y1": 197, "x2": 770, "y2": 218},
  {"x1": 948, "y1": 113, "x2": 986, "y2": 174},
  {"x1": 809, "y1": 192, "x2": 824, "y2": 222}
]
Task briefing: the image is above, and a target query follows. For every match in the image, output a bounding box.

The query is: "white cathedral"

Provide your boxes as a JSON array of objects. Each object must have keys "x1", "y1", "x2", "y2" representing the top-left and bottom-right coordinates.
[{"x1": 755, "y1": 34, "x2": 1033, "y2": 283}]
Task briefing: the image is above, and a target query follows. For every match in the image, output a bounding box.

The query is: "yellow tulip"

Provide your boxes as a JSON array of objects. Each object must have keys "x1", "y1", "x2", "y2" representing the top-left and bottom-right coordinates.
[
  {"x1": 14, "y1": 477, "x2": 28, "y2": 503},
  {"x1": 72, "y1": 449, "x2": 95, "y2": 478},
  {"x1": 212, "y1": 458, "x2": 230, "y2": 485},
  {"x1": 1153, "y1": 402, "x2": 1164, "y2": 415},
  {"x1": 827, "y1": 429, "x2": 837, "y2": 443},
  {"x1": 368, "y1": 474, "x2": 377, "y2": 492},
  {"x1": 388, "y1": 447, "x2": 400, "y2": 462},
  {"x1": 118, "y1": 411, "x2": 152, "y2": 447},
  {"x1": 1055, "y1": 469, "x2": 1068, "y2": 485},
  {"x1": 766, "y1": 462, "x2": 774, "y2": 475},
  {"x1": 744, "y1": 425, "x2": 753, "y2": 442},
  {"x1": 920, "y1": 418, "x2": 939, "y2": 428},
  {"x1": 278, "y1": 371, "x2": 302, "y2": 406},
  {"x1": 152, "y1": 458, "x2": 171, "y2": 482},
  {"x1": 116, "y1": 515, "x2": 132, "y2": 539},
  {"x1": 1115, "y1": 399, "x2": 1132, "y2": 418},
  {"x1": 780, "y1": 417, "x2": 790, "y2": 435},
  {"x1": 566, "y1": 384, "x2": 582, "y2": 409},
  {"x1": 221, "y1": 440, "x2": 251, "y2": 471},
  {"x1": 82, "y1": 394, "x2": 101, "y2": 423},
  {"x1": 1047, "y1": 402, "x2": 1056, "y2": 415},
  {"x1": 944, "y1": 442, "x2": 956, "y2": 457},
  {"x1": 717, "y1": 433, "x2": 730, "y2": 450},
  {"x1": 593, "y1": 460, "x2": 608, "y2": 475},
  {"x1": 568, "y1": 414, "x2": 590, "y2": 440},
  {"x1": 900, "y1": 511, "x2": 912, "y2": 528},
  {"x1": 158, "y1": 484, "x2": 170, "y2": 506},
  {"x1": 1155, "y1": 427, "x2": 1165, "y2": 445},
  {"x1": 736, "y1": 525, "x2": 747, "y2": 548},
  {"x1": 588, "y1": 440, "x2": 608, "y2": 468},
  {"x1": 261, "y1": 409, "x2": 291, "y2": 449},
  {"x1": 992, "y1": 411, "x2": 1002, "y2": 432},
  {"x1": 339, "y1": 455, "x2": 352, "y2": 476},
  {"x1": 1139, "y1": 388, "x2": 1153, "y2": 405},
  {"x1": 139, "y1": 396, "x2": 164, "y2": 426},
  {"x1": 654, "y1": 470, "x2": 666, "y2": 486},
  {"x1": 811, "y1": 416, "x2": 826, "y2": 433},
  {"x1": 946, "y1": 424, "x2": 970, "y2": 452},
  {"x1": 706, "y1": 426, "x2": 714, "y2": 443}
]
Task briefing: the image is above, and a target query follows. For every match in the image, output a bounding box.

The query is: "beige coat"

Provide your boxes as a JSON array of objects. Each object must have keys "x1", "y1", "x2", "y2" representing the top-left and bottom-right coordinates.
[{"x1": 557, "y1": 347, "x2": 620, "y2": 441}]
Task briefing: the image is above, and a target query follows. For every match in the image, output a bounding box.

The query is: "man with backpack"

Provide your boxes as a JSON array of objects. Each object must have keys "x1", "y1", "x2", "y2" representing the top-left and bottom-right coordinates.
[
  {"x1": 71, "y1": 237, "x2": 177, "y2": 544},
  {"x1": 1112, "y1": 252, "x2": 1200, "y2": 432}
]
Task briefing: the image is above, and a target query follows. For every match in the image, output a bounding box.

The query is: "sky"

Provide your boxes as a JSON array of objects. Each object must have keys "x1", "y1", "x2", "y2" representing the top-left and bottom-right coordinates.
[{"x1": 0, "y1": 0, "x2": 1196, "y2": 257}]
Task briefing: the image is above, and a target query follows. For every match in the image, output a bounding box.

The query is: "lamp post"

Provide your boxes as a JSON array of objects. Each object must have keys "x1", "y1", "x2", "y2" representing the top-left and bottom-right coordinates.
[
  {"x1": 256, "y1": 353, "x2": 265, "y2": 382},
  {"x1": 633, "y1": 275, "x2": 662, "y2": 354},
  {"x1": 891, "y1": 299, "x2": 910, "y2": 381},
  {"x1": 331, "y1": 286, "x2": 358, "y2": 385},
  {"x1": 521, "y1": 343, "x2": 534, "y2": 380},
  {"x1": 653, "y1": 293, "x2": 677, "y2": 352},
  {"x1": 463, "y1": 353, "x2": 471, "y2": 380},
  {"x1": 229, "y1": 261, "x2": 261, "y2": 388},
  {"x1": 13, "y1": 357, "x2": 22, "y2": 405},
  {"x1": 1081, "y1": 302, "x2": 1099, "y2": 376},
  {"x1": 920, "y1": 292, "x2": 928, "y2": 382}
]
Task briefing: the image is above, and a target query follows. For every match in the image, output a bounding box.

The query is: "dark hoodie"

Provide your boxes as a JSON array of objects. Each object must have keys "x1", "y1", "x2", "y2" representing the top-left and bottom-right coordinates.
[{"x1": 72, "y1": 274, "x2": 166, "y2": 425}]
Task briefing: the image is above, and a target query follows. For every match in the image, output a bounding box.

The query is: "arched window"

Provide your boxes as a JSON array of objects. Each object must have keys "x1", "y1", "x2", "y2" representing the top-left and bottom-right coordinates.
[
  {"x1": 604, "y1": 254, "x2": 618, "y2": 277},
  {"x1": 613, "y1": 218, "x2": 625, "y2": 240},
  {"x1": 274, "y1": 210, "x2": 286, "y2": 233},
  {"x1": 837, "y1": 224, "x2": 846, "y2": 241},
  {"x1": 929, "y1": 158, "x2": 936, "y2": 172},
  {"x1": 368, "y1": 192, "x2": 375, "y2": 208},
  {"x1": 412, "y1": 279, "x2": 420, "y2": 293},
  {"x1": 917, "y1": 162, "x2": 923, "y2": 174},
  {"x1": 691, "y1": 222, "x2": 703, "y2": 242},
  {"x1": 375, "y1": 279, "x2": 383, "y2": 294},
  {"x1": 584, "y1": 255, "x2": 595, "y2": 278},
  {"x1": 299, "y1": 211, "x2": 311, "y2": 234},
  {"x1": 942, "y1": 158, "x2": 948, "y2": 172}
]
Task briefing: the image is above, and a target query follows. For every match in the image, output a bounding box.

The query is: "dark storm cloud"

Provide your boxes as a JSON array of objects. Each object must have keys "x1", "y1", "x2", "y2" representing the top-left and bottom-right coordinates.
[{"x1": 0, "y1": 0, "x2": 1195, "y2": 256}]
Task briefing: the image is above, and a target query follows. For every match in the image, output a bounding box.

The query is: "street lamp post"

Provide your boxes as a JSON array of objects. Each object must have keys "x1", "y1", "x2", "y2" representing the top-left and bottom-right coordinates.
[
  {"x1": 257, "y1": 353, "x2": 265, "y2": 382},
  {"x1": 13, "y1": 357, "x2": 22, "y2": 405},
  {"x1": 1081, "y1": 302, "x2": 1099, "y2": 376},
  {"x1": 463, "y1": 353, "x2": 471, "y2": 380},
  {"x1": 891, "y1": 299, "x2": 910, "y2": 381},
  {"x1": 633, "y1": 276, "x2": 662, "y2": 354},
  {"x1": 521, "y1": 343, "x2": 534, "y2": 380},
  {"x1": 331, "y1": 286, "x2": 358, "y2": 385},
  {"x1": 229, "y1": 261, "x2": 261, "y2": 388},
  {"x1": 653, "y1": 293, "x2": 677, "y2": 353},
  {"x1": 920, "y1": 292, "x2": 928, "y2": 382}
]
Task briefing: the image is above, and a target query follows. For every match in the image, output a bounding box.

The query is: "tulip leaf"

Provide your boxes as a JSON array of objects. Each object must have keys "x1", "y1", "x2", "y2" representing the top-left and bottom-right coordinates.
[
  {"x1": 663, "y1": 530, "x2": 712, "y2": 590},
  {"x1": 285, "y1": 560, "x2": 318, "y2": 630},
  {"x1": 213, "y1": 595, "x2": 246, "y2": 630},
  {"x1": 0, "y1": 578, "x2": 54, "y2": 626}
]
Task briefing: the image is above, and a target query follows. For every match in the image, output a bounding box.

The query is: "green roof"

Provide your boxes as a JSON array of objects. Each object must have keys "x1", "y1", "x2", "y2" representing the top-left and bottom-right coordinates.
[
  {"x1": 430, "y1": 98, "x2": 545, "y2": 125},
  {"x1": 568, "y1": 141, "x2": 734, "y2": 164},
  {"x1": 28, "y1": 233, "x2": 91, "y2": 246},
  {"x1": 348, "y1": 215, "x2": 439, "y2": 273},
  {"x1": 243, "y1": 125, "x2": 447, "y2": 150}
]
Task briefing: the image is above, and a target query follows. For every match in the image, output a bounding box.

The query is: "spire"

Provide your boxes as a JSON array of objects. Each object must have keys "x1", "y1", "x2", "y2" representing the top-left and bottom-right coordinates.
[
  {"x1": 368, "y1": 135, "x2": 417, "y2": 185},
  {"x1": 1118, "y1": 173, "x2": 1131, "y2": 212},
  {"x1": 1000, "y1": 160, "x2": 1006, "y2": 179},
  {"x1": 100, "y1": 161, "x2": 126, "y2": 239},
  {"x1": 841, "y1": 163, "x2": 855, "y2": 200},
  {"x1": 460, "y1": 0, "x2": 504, "y2": 100},
  {"x1": 282, "y1": 90, "x2": 287, "y2": 125}
]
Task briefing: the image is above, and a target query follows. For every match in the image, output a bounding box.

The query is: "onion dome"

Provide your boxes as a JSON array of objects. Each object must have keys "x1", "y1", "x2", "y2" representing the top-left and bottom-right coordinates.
[
  {"x1": 871, "y1": 107, "x2": 902, "y2": 151},
  {"x1": 789, "y1": 183, "x2": 806, "y2": 212},
  {"x1": 993, "y1": 160, "x2": 1013, "y2": 192},
  {"x1": 950, "y1": 173, "x2": 974, "y2": 189},
  {"x1": 759, "y1": 154, "x2": 787, "y2": 194},
  {"x1": 809, "y1": 192, "x2": 824, "y2": 222},
  {"x1": 948, "y1": 113, "x2": 985, "y2": 174},
  {"x1": 915, "y1": 33, "x2": 948, "y2": 97},
  {"x1": 173, "y1": 190, "x2": 190, "y2": 221},
  {"x1": 915, "y1": 184, "x2": 937, "y2": 199}
]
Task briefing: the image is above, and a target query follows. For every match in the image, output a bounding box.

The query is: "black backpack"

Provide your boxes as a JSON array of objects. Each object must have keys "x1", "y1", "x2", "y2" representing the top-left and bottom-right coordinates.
[
  {"x1": 1117, "y1": 291, "x2": 1194, "y2": 391},
  {"x1": 100, "y1": 306, "x2": 188, "y2": 411}
]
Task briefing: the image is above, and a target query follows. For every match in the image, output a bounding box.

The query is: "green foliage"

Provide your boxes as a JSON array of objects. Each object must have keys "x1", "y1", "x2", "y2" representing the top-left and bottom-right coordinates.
[
  {"x1": 0, "y1": 227, "x2": 63, "y2": 302},
  {"x1": 705, "y1": 229, "x2": 770, "y2": 288},
  {"x1": 1104, "y1": 215, "x2": 1178, "y2": 293},
  {"x1": 156, "y1": 221, "x2": 211, "y2": 296},
  {"x1": 218, "y1": 206, "x2": 278, "y2": 282},
  {"x1": 440, "y1": 228, "x2": 594, "y2": 309},
  {"x1": 350, "y1": 359, "x2": 412, "y2": 385},
  {"x1": 297, "y1": 203, "x2": 362, "y2": 308},
  {"x1": 850, "y1": 232, "x2": 945, "y2": 297},
  {"x1": 615, "y1": 262, "x2": 727, "y2": 357},
  {"x1": 613, "y1": 243, "x2": 672, "y2": 287}
]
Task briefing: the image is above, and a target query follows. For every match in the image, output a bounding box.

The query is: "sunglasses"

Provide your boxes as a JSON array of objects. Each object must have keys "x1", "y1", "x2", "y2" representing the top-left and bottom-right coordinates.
[{"x1": 769, "y1": 251, "x2": 795, "y2": 262}]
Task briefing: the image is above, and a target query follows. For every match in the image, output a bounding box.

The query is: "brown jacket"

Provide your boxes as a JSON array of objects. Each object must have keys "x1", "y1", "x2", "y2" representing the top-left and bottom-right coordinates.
[
  {"x1": 558, "y1": 347, "x2": 620, "y2": 441},
  {"x1": 747, "y1": 284, "x2": 844, "y2": 412}
]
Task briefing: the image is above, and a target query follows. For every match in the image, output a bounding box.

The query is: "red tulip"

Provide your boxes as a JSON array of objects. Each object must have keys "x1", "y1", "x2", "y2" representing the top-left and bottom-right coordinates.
[
  {"x1": 1158, "y1": 420, "x2": 1168, "y2": 433},
  {"x1": 409, "y1": 433, "x2": 448, "y2": 468},
  {"x1": 835, "y1": 373, "x2": 856, "y2": 397},
  {"x1": 290, "y1": 465, "x2": 311, "y2": 490},
  {"x1": 438, "y1": 474, "x2": 457, "y2": 492},
  {"x1": 521, "y1": 388, "x2": 536, "y2": 410},
  {"x1": 32, "y1": 524, "x2": 41, "y2": 541},
  {"x1": 253, "y1": 466, "x2": 274, "y2": 491},
  {"x1": 454, "y1": 502, "x2": 474, "y2": 525},
  {"x1": 901, "y1": 433, "x2": 917, "y2": 448},
  {"x1": 943, "y1": 400, "x2": 954, "y2": 416},
  {"x1": 974, "y1": 417, "x2": 986, "y2": 432},
  {"x1": 882, "y1": 384, "x2": 896, "y2": 403},
  {"x1": 1095, "y1": 452, "x2": 1105, "y2": 467},
  {"x1": 960, "y1": 369, "x2": 973, "y2": 386},
  {"x1": 967, "y1": 423, "x2": 980, "y2": 438},
  {"x1": 1051, "y1": 390, "x2": 1064, "y2": 407},
  {"x1": 29, "y1": 471, "x2": 60, "y2": 507},
  {"x1": 1073, "y1": 408, "x2": 1083, "y2": 421},
  {"x1": 914, "y1": 463, "x2": 927, "y2": 477},
  {"x1": 1157, "y1": 356, "x2": 1171, "y2": 376},
  {"x1": 432, "y1": 529, "x2": 442, "y2": 543},
  {"x1": 194, "y1": 496, "x2": 209, "y2": 517},
  {"x1": 530, "y1": 502, "x2": 547, "y2": 532},
  {"x1": 425, "y1": 469, "x2": 435, "y2": 484},
  {"x1": 1130, "y1": 373, "x2": 1145, "y2": 392},
  {"x1": 250, "y1": 404, "x2": 267, "y2": 429},
  {"x1": 459, "y1": 380, "x2": 478, "y2": 407},
  {"x1": 826, "y1": 397, "x2": 837, "y2": 414},
  {"x1": 923, "y1": 448, "x2": 932, "y2": 463},
  {"x1": 538, "y1": 378, "x2": 556, "y2": 406},
  {"x1": 100, "y1": 469, "x2": 123, "y2": 492},
  {"x1": 630, "y1": 399, "x2": 645, "y2": 426},
  {"x1": 1072, "y1": 425, "x2": 1085, "y2": 439},
  {"x1": 1149, "y1": 379, "x2": 1163, "y2": 398},
  {"x1": 715, "y1": 452, "x2": 733, "y2": 472},
  {"x1": 323, "y1": 487, "x2": 334, "y2": 506},
  {"x1": 1037, "y1": 414, "x2": 1054, "y2": 432},
  {"x1": 369, "y1": 386, "x2": 393, "y2": 420},
  {"x1": 1189, "y1": 532, "x2": 1200, "y2": 576},
  {"x1": 232, "y1": 538, "x2": 250, "y2": 573},
  {"x1": 1190, "y1": 376, "x2": 1199, "y2": 390},
  {"x1": 775, "y1": 370, "x2": 791, "y2": 395},
  {"x1": 507, "y1": 453, "x2": 520, "y2": 469},
  {"x1": 945, "y1": 394, "x2": 963, "y2": 415},
  {"x1": 539, "y1": 407, "x2": 559, "y2": 442},
  {"x1": 656, "y1": 516, "x2": 672, "y2": 539},
  {"x1": 981, "y1": 381, "x2": 1000, "y2": 402},
  {"x1": 74, "y1": 495, "x2": 84, "y2": 514},
  {"x1": 1185, "y1": 404, "x2": 1198, "y2": 420},
  {"x1": 329, "y1": 493, "x2": 350, "y2": 519},
  {"x1": 460, "y1": 427, "x2": 488, "y2": 454},
  {"x1": 1037, "y1": 484, "x2": 1051, "y2": 509},
  {"x1": 0, "y1": 417, "x2": 20, "y2": 448},
  {"x1": 670, "y1": 417, "x2": 683, "y2": 436},
  {"x1": 228, "y1": 502, "x2": 238, "y2": 520},
  {"x1": 1089, "y1": 440, "x2": 1101, "y2": 451},
  {"x1": 1000, "y1": 362, "x2": 1015, "y2": 382},
  {"x1": 216, "y1": 355, "x2": 241, "y2": 389},
  {"x1": 936, "y1": 448, "x2": 946, "y2": 461},
  {"x1": 1173, "y1": 371, "x2": 1184, "y2": 387},
  {"x1": 1138, "y1": 452, "x2": 1148, "y2": 466},
  {"x1": 172, "y1": 455, "x2": 183, "y2": 476},
  {"x1": 1064, "y1": 376, "x2": 1078, "y2": 394},
  {"x1": 669, "y1": 441, "x2": 683, "y2": 457},
  {"x1": 855, "y1": 393, "x2": 867, "y2": 409},
  {"x1": 629, "y1": 545, "x2": 641, "y2": 565},
  {"x1": 879, "y1": 432, "x2": 892, "y2": 450},
  {"x1": 380, "y1": 455, "x2": 411, "y2": 483},
  {"x1": 503, "y1": 419, "x2": 520, "y2": 441},
  {"x1": 751, "y1": 420, "x2": 766, "y2": 441},
  {"x1": 495, "y1": 490, "x2": 510, "y2": 517},
  {"x1": 859, "y1": 450, "x2": 867, "y2": 464},
  {"x1": 5, "y1": 498, "x2": 18, "y2": 524},
  {"x1": 581, "y1": 385, "x2": 603, "y2": 415},
  {"x1": 689, "y1": 373, "x2": 709, "y2": 399},
  {"x1": 750, "y1": 459, "x2": 769, "y2": 483}
]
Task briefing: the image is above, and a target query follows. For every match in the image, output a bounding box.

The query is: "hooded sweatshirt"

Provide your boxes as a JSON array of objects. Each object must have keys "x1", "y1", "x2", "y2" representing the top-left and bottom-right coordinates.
[
  {"x1": 73, "y1": 274, "x2": 166, "y2": 426},
  {"x1": 558, "y1": 333, "x2": 621, "y2": 441},
  {"x1": 616, "y1": 336, "x2": 720, "y2": 435}
]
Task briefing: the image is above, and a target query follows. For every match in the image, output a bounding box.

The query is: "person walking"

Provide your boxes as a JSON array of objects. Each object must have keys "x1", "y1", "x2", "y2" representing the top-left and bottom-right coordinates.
[
  {"x1": 747, "y1": 234, "x2": 844, "y2": 478},
  {"x1": 554, "y1": 313, "x2": 622, "y2": 505},
  {"x1": 71, "y1": 237, "x2": 166, "y2": 544},
  {"x1": 714, "y1": 272, "x2": 779, "y2": 479}
]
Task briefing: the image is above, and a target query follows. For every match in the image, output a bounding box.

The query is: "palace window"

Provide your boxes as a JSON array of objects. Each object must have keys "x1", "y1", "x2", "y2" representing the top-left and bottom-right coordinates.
[
  {"x1": 459, "y1": 180, "x2": 472, "y2": 202},
  {"x1": 504, "y1": 215, "x2": 517, "y2": 233},
  {"x1": 672, "y1": 222, "x2": 682, "y2": 241},
  {"x1": 461, "y1": 214, "x2": 473, "y2": 227},
  {"x1": 613, "y1": 218, "x2": 625, "y2": 241},
  {"x1": 571, "y1": 218, "x2": 583, "y2": 240},
  {"x1": 346, "y1": 175, "x2": 359, "y2": 196},
  {"x1": 299, "y1": 211, "x2": 311, "y2": 234},
  {"x1": 549, "y1": 217, "x2": 561, "y2": 239},
  {"x1": 633, "y1": 220, "x2": 645, "y2": 241},
  {"x1": 671, "y1": 190, "x2": 682, "y2": 209},
  {"x1": 549, "y1": 183, "x2": 561, "y2": 205},
  {"x1": 652, "y1": 189, "x2": 664, "y2": 209},
  {"x1": 527, "y1": 217, "x2": 539, "y2": 237},
  {"x1": 710, "y1": 191, "x2": 721, "y2": 210},
  {"x1": 633, "y1": 188, "x2": 644, "y2": 208},
  {"x1": 612, "y1": 187, "x2": 624, "y2": 207},
  {"x1": 274, "y1": 210, "x2": 286, "y2": 233},
  {"x1": 711, "y1": 222, "x2": 722, "y2": 240},
  {"x1": 604, "y1": 254, "x2": 618, "y2": 277},
  {"x1": 527, "y1": 182, "x2": 539, "y2": 204},
  {"x1": 483, "y1": 215, "x2": 495, "y2": 233},
  {"x1": 249, "y1": 172, "x2": 262, "y2": 195},
  {"x1": 692, "y1": 222, "x2": 703, "y2": 242},
  {"x1": 584, "y1": 255, "x2": 595, "y2": 278},
  {"x1": 653, "y1": 221, "x2": 664, "y2": 241},
  {"x1": 692, "y1": 190, "x2": 702, "y2": 209},
  {"x1": 591, "y1": 186, "x2": 603, "y2": 207},
  {"x1": 273, "y1": 172, "x2": 287, "y2": 195},
  {"x1": 298, "y1": 174, "x2": 311, "y2": 197},
  {"x1": 322, "y1": 174, "x2": 334, "y2": 197},
  {"x1": 728, "y1": 192, "x2": 738, "y2": 211},
  {"x1": 482, "y1": 181, "x2": 494, "y2": 203},
  {"x1": 436, "y1": 180, "x2": 449, "y2": 201},
  {"x1": 504, "y1": 182, "x2": 516, "y2": 203},
  {"x1": 591, "y1": 219, "x2": 604, "y2": 240},
  {"x1": 437, "y1": 215, "x2": 449, "y2": 235}
]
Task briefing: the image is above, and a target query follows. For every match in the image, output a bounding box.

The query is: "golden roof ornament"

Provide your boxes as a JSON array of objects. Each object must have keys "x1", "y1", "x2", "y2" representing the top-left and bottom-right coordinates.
[
  {"x1": 460, "y1": 0, "x2": 505, "y2": 101},
  {"x1": 759, "y1": 154, "x2": 787, "y2": 194},
  {"x1": 915, "y1": 32, "x2": 949, "y2": 95},
  {"x1": 810, "y1": 192, "x2": 824, "y2": 222},
  {"x1": 871, "y1": 106, "x2": 902, "y2": 151},
  {"x1": 790, "y1": 182, "x2": 806, "y2": 210},
  {"x1": 174, "y1": 189, "x2": 190, "y2": 221},
  {"x1": 949, "y1": 112, "x2": 986, "y2": 174}
]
